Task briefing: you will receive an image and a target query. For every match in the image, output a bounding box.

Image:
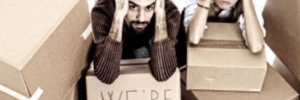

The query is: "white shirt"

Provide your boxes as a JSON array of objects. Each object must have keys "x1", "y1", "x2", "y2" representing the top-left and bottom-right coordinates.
[{"x1": 183, "y1": 0, "x2": 266, "y2": 43}]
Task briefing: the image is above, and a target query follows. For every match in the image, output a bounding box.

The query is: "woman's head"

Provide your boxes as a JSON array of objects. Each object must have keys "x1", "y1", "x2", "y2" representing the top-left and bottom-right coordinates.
[
  {"x1": 208, "y1": 0, "x2": 243, "y2": 22},
  {"x1": 214, "y1": 0, "x2": 239, "y2": 9}
]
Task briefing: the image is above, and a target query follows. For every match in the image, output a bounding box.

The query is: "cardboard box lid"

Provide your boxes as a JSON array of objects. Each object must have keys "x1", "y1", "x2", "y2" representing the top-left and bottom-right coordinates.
[
  {"x1": 263, "y1": 0, "x2": 300, "y2": 84},
  {"x1": 0, "y1": 0, "x2": 84, "y2": 69},
  {"x1": 188, "y1": 48, "x2": 267, "y2": 68},
  {"x1": 202, "y1": 23, "x2": 244, "y2": 41},
  {"x1": 181, "y1": 65, "x2": 299, "y2": 100}
]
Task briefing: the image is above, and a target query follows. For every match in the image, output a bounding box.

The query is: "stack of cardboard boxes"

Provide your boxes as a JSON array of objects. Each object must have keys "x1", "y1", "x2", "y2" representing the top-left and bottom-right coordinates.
[
  {"x1": 0, "y1": 0, "x2": 93, "y2": 99},
  {"x1": 85, "y1": 59, "x2": 181, "y2": 100},
  {"x1": 187, "y1": 23, "x2": 267, "y2": 92},
  {"x1": 182, "y1": 22, "x2": 299, "y2": 100}
]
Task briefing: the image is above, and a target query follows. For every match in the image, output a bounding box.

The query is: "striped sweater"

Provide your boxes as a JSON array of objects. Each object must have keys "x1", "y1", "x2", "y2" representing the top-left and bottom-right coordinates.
[{"x1": 91, "y1": 0, "x2": 181, "y2": 84}]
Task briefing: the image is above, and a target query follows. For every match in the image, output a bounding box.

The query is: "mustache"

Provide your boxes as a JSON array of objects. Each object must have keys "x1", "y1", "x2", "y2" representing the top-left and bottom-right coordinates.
[{"x1": 130, "y1": 21, "x2": 149, "y2": 25}]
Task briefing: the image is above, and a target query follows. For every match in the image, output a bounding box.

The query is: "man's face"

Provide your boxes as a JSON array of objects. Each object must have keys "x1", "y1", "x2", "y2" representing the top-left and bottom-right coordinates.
[
  {"x1": 125, "y1": 0, "x2": 156, "y2": 34},
  {"x1": 214, "y1": 0, "x2": 238, "y2": 9}
]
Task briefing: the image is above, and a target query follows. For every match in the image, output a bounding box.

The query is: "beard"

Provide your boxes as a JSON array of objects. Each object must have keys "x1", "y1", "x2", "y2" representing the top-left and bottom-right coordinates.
[{"x1": 130, "y1": 21, "x2": 149, "y2": 34}]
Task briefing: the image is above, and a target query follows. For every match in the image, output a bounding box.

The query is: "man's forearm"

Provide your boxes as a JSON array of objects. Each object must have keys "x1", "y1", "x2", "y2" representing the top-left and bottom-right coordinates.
[
  {"x1": 109, "y1": 14, "x2": 124, "y2": 42},
  {"x1": 153, "y1": 0, "x2": 168, "y2": 43},
  {"x1": 154, "y1": 10, "x2": 168, "y2": 43}
]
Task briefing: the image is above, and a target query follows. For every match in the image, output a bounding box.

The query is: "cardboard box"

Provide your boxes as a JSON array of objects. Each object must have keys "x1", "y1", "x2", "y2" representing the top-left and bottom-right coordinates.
[
  {"x1": 263, "y1": 0, "x2": 300, "y2": 93},
  {"x1": 187, "y1": 23, "x2": 267, "y2": 92},
  {"x1": 181, "y1": 65, "x2": 299, "y2": 100},
  {"x1": 0, "y1": 0, "x2": 92, "y2": 99},
  {"x1": 64, "y1": 84, "x2": 78, "y2": 100},
  {"x1": 270, "y1": 57, "x2": 300, "y2": 93},
  {"x1": 86, "y1": 59, "x2": 181, "y2": 100}
]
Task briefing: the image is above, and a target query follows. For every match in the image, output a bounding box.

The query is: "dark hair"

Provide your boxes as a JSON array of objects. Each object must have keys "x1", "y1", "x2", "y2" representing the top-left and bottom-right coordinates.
[{"x1": 208, "y1": 0, "x2": 243, "y2": 22}]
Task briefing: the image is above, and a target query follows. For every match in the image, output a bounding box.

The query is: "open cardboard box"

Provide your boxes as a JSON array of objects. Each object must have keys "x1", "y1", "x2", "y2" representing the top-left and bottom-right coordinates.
[
  {"x1": 181, "y1": 65, "x2": 299, "y2": 100},
  {"x1": 263, "y1": 0, "x2": 300, "y2": 93},
  {"x1": 187, "y1": 23, "x2": 267, "y2": 92},
  {"x1": 0, "y1": 0, "x2": 93, "y2": 99},
  {"x1": 86, "y1": 59, "x2": 181, "y2": 100}
]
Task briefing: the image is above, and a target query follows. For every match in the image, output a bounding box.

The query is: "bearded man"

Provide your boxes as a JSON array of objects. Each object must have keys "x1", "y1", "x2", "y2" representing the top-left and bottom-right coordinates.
[{"x1": 92, "y1": 0, "x2": 180, "y2": 84}]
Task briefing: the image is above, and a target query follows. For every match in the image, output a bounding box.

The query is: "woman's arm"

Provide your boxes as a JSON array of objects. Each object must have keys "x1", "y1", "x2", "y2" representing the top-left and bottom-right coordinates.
[
  {"x1": 242, "y1": 0, "x2": 264, "y2": 53},
  {"x1": 187, "y1": 0, "x2": 212, "y2": 44}
]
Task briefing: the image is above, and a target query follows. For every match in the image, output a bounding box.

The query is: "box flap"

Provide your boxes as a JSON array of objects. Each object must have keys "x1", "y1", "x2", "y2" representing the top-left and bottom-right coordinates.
[
  {"x1": 202, "y1": 23, "x2": 244, "y2": 41},
  {"x1": 0, "y1": 0, "x2": 81, "y2": 69}
]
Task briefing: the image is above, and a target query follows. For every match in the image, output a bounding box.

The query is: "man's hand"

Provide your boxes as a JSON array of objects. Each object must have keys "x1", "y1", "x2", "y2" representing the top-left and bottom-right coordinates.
[
  {"x1": 115, "y1": 0, "x2": 129, "y2": 18},
  {"x1": 109, "y1": 0, "x2": 129, "y2": 42},
  {"x1": 153, "y1": 0, "x2": 168, "y2": 43}
]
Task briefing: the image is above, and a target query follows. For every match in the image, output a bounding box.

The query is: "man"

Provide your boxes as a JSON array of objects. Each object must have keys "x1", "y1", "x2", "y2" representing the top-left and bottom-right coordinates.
[{"x1": 91, "y1": 0, "x2": 181, "y2": 84}]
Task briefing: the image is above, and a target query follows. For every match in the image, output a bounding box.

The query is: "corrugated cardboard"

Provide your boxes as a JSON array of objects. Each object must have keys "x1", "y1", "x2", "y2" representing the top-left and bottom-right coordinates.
[
  {"x1": 181, "y1": 65, "x2": 299, "y2": 100},
  {"x1": 272, "y1": 57, "x2": 300, "y2": 93},
  {"x1": 263, "y1": 0, "x2": 300, "y2": 93},
  {"x1": 86, "y1": 59, "x2": 181, "y2": 100},
  {"x1": 0, "y1": 0, "x2": 92, "y2": 99},
  {"x1": 187, "y1": 23, "x2": 267, "y2": 92},
  {"x1": 64, "y1": 84, "x2": 78, "y2": 100}
]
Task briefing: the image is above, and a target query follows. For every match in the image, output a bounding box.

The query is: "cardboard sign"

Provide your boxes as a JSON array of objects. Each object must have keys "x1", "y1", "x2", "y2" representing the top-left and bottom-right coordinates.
[
  {"x1": 187, "y1": 23, "x2": 267, "y2": 92},
  {"x1": 86, "y1": 59, "x2": 181, "y2": 100}
]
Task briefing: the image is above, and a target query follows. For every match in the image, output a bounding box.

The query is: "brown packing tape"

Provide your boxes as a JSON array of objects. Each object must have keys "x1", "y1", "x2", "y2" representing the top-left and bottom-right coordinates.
[
  {"x1": 189, "y1": 23, "x2": 247, "y2": 49},
  {"x1": 199, "y1": 39, "x2": 245, "y2": 45},
  {"x1": 190, "y1": 44, "x2": 247, "y2": 49},
  {"x1": 190, "y1": 39, "x2": 247, "y2": 49}
]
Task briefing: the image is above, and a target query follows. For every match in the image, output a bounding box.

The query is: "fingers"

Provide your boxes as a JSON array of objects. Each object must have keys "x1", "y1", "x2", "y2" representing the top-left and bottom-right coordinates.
[
  {"x1": 122, "y1": 0, "x2": 129, "y2": 9},
  {"x1": 115, "y1": 0, "x2": 129, "y2": 18},
  {"x1": 116, "y1": 0, "x2": 128, "y2": 10},
  {"x1": 155, "y1": 0, "x2": 166, "y2": 21},
  {"x1": 155, "y1": 0, "x2": 165, "y2": 12}
]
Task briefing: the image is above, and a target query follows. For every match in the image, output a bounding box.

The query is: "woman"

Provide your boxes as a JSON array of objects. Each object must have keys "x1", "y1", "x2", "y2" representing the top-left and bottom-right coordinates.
[{"x1": 184, "y1": 0, "x2": 266, "y2": 53}]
